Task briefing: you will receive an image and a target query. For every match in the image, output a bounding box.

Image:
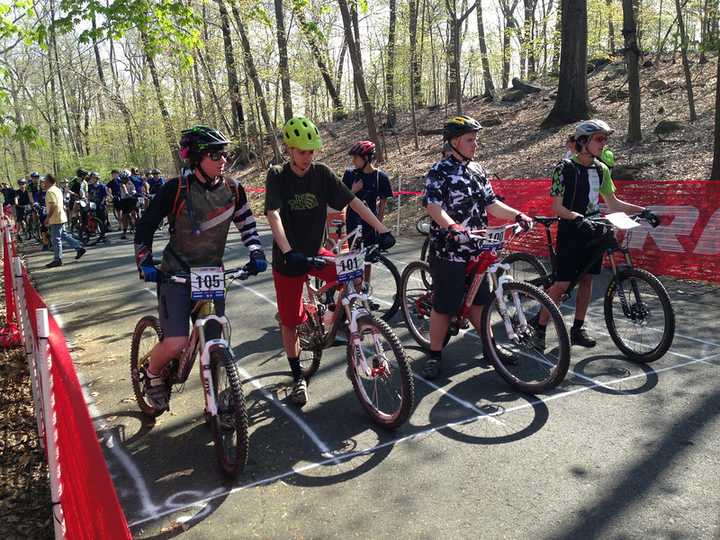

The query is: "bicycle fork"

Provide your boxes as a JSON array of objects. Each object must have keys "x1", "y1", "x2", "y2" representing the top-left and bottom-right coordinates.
[
  {"x1": 195, "y1": 315, "x2": 232, "y2": 417},
  {"x1": 490, "y1": 264, "x2": 528, "y2": 341},
  {"x1": 344, "y1": 294, "x2": 389, "y2": 378}
]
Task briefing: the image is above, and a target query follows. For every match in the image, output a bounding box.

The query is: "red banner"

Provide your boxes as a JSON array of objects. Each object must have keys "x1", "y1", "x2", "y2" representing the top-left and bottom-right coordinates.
[
  {"x1": 22, "y1": 270, "x2": 132, "y2": 540},
  {"x1": 490, "y1": 179, "x2": 720, "y2": 284}
]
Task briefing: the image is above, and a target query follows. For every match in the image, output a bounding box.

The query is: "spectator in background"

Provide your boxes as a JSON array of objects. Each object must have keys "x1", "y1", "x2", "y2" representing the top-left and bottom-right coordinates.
[{"x1": 43, "y1": 173, "x2": 86, "y2": 268}]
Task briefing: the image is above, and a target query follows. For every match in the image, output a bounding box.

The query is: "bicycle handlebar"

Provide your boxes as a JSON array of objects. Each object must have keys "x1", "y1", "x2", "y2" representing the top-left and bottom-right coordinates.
[{"x1": 160, "y1": 266, "x2": 254, "y2": 284}]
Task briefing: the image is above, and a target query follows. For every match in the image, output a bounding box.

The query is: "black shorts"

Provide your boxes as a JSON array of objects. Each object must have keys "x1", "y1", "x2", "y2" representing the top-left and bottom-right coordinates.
[
  {"x1": 429, "y1": 255, "x2": 492, "y2": 315},
  {"x1": 157, "y1": 281, "x2": 225, "y2": 338},
  {"x1": 119, "y1": 198, "x2": 136, "y2": 215},
  {"x1": 555, "y1": 221, "x2": 603, "y2": 282}
]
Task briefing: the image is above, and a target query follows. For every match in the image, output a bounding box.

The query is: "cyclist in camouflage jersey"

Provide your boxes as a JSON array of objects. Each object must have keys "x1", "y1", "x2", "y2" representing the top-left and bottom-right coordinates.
[{"x1": 422, "y1": 115, "x2": 532, "y2": 379}]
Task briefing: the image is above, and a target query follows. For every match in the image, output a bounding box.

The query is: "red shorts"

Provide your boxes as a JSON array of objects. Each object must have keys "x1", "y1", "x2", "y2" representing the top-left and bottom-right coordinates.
[{"x1": 273, "y1": 248, "x2": 338, "y2": 327}]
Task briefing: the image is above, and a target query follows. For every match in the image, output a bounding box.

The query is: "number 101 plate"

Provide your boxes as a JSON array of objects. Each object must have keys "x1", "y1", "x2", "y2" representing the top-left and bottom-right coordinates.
[
  {"x1": 191, "y1": 267, "x2": 225, "y2": 300},
  {"x1": 335, "y1": 252, "x2": 364, "y2": 283}
]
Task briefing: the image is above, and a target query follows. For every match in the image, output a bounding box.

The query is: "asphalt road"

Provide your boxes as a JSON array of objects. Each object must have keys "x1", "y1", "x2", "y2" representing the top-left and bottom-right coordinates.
[{"x1": 22, "y1": 222, "x2": 720, "y2": 539}]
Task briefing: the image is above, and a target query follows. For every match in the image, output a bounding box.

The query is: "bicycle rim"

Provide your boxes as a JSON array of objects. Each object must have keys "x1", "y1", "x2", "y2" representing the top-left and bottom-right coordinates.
[
  {"x1": 210, "y1": 347, "x2": 249, "y2": 478},
  {"x1": 604, "y1": 268, "x2": 675, "y2": 362},
  {"x1": 400, "y1": 261, "x2": 433, "y2": 350},
  {"x1": 129, "y1": 316, "x2": 164, "y2": 417},
  {"x1": 482, "y1": 281, "x2": 570, "y2": 393},
  {"x1": 348, "y1": 315, "x2": 414, "y2": 429}
]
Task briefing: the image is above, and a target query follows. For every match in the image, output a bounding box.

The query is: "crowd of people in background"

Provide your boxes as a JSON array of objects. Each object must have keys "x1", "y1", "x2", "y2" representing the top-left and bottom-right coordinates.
[{"x1": 0, "y1": 167, "x2": 166, "y2": 267}]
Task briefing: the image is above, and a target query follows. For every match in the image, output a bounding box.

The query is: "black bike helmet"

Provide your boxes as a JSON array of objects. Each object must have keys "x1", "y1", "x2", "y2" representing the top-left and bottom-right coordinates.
[
  {"x1": 30, "y1": 171, "x2": 40, "y2": 178},
  {"x1": 179, "y1": 125, "x2": 230, "y2": 164},
  {"x1": 76, "y1": 168, "x2": 88, "y2": 178},
  {"x1": 442, "y1": 115, "x2": 482, "y2": 142}
]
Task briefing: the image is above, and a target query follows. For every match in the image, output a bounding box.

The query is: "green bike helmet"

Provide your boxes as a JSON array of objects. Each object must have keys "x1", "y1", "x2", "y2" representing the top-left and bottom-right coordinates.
[
  {"x1": 600, "y1": 148, "x2": 615, "y2": 168},
  {"x1": 282, "y1": 116, "x2": 323, "y2": 150}
]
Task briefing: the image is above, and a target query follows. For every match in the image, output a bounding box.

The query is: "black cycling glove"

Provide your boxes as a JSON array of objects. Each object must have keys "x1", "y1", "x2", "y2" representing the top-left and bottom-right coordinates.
[
  {"x1": 283, "y1": 249, "x2": 309, "y2": 274},
  {"x1": 641, "y1": 209, "x2": 661, "y2": 228},
  {"x1": 377, "y1": 231, "x2": 396, "y2": 251}
]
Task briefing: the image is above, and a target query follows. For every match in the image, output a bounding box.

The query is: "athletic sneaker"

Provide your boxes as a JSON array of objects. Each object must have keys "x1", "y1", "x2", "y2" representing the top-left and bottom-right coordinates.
[
  {"x1": 422, "y1": 357, "x2": 441, "y2": 379},
  {"x1": 143, "y1": 372, "x2": 170, "y2": 411},
  {"x1": 291, "y1": 378, "x2": 308, "y2": 406},
  {"x1": 571, "y1": 327, "x2": 596, "y2": 348}
]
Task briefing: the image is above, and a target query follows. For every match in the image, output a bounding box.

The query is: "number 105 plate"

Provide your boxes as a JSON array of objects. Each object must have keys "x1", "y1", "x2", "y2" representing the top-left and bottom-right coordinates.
[
  {"x1": 335, "y1": 252, "x2": 364, "y2": 283},
  {"x1": 191, "y1": 267, "x2": 225, "y2": 300}
]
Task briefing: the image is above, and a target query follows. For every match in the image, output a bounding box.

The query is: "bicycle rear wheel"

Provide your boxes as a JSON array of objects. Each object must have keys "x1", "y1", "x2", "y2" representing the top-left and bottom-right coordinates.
[
  {"x1": 130, "y1": 315, "x2": 164, "y2": 417},
  {"x1": 604, "y1": 268, "x2": 675, "y2": 362},
  {"x1": 347, "y1": 315, "x2": 414, "y2": 429},
  {"x1": 210, "y1": 346, "x2": 249, "y2": 478},
  {"x1": 400, "y1": 261, "x2": 434, "y2": 349},
  {"x1": 296, "y1": 309, "x2": 323, "y2": 379},
  {"x1": 365, "y1": 253, "x2": 401, "y2": 321},
  {"x1": 500, "y1": 252, "x2": 550, "y2": 288},
  {"x1": 481, "y1": 281, "x2": 570, "y2": 393}
]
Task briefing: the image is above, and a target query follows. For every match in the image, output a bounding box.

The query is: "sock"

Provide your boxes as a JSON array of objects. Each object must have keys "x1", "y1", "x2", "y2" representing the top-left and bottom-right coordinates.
[
  {"x1": 288, "y1": 357, "x2": 302, "y2": 381},
  {"x1": 429, "y1": 349, "x2": 442, "y2": 362},
  {"x1": 536, "y1": 323, "x2": 547, "y2": 336},
  {"x1": 147, "y1": 368, "x2": 161, "y2": 379},
  {"x1": 572, "y1": 319, "x2": 584, "y2": 330}
]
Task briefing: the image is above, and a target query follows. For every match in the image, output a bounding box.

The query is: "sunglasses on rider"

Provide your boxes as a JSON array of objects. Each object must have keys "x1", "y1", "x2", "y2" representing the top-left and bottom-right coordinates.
[{"x1": 206, "y1": 150, "x2": 228, "y2": 161}]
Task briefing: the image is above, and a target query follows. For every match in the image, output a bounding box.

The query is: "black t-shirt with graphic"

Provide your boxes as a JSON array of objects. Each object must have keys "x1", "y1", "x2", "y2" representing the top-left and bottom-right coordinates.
[{"x1": 265, "y1": 162, "x2": 354, "y2": 276}]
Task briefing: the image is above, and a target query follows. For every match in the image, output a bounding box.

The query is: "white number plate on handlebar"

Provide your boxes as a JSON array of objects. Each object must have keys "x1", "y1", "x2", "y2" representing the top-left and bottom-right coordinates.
[
  {"x1": 335, "y1": 252, "x2": 364, "y2": 283},
  {"x1": 484, "y1": 226, "x2": 506, "y2": 244},
  {"x1": 190, "y1": 267, "x2": 225, "y2": 300}
]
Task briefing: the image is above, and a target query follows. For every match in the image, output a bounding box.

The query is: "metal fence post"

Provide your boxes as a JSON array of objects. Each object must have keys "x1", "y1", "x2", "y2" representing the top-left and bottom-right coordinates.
[{"x1": 396, "y1": 174, "x2": 402, "y2": 236}]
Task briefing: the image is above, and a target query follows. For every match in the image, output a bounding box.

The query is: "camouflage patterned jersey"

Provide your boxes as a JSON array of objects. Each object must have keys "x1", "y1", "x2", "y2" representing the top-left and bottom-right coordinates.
[{"x1": 423, "y1": 155, "x2": 497, "y2": 262}]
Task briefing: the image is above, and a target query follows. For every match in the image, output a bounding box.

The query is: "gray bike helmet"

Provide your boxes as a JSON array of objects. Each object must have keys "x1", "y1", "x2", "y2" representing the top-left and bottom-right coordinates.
[{"x1": 575, "y1": 119, "x2": 614, "y2": 139}]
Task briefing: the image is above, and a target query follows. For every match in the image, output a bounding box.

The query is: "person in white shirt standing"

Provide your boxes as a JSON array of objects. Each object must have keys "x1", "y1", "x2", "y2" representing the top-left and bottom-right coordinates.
[{"x1": 43, "y1": 174, "x2": 86, "y2": 268}]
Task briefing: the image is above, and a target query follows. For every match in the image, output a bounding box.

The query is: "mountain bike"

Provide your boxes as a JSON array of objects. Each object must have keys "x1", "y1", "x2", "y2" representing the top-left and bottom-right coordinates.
[
  {"x1": 298, "y1": 226, "x2": 414, "y2": 429},
  {"x1": 322, "y1": 219, "x2": 401, "y2": 321},
  {"x1": 130, "y1": 265, "x2": 256, "y2": 478},
  {"x1": 400, "y1": 223, "x2": 571, "y2": 393},
  {"x1": 502, "y1": 213, "x2": 675, "y2": 362},
  {"x1": 71, "y1": 200, "x2": 106, "y2": 246}
]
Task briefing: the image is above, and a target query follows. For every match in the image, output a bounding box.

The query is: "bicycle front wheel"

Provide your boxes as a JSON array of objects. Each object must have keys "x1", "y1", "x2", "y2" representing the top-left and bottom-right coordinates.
[
  {"x1": 130, "y1": 315, "x2": 164, "y2": 417},
  {"x1": 365, "y1": 253, "x2": 401, "y2": 321},
  {"x1": 400, "y1": 260, "x2": 434, "y2": 349},
  {"x1": 604, "y1": 268, "x2": 675, "y2": 362},
  {"x1": 481, "y1": 281, "x2": 570, "y2": 393},
  {"x1": 348, "y1": 315, "x2": 414, "y2": 429},
  {"x1": 210, "y1": 346, "x2": 249, "y2": 478},
  {"x1": 500, "y1": 252, "x2": 550, "y2": 288}
]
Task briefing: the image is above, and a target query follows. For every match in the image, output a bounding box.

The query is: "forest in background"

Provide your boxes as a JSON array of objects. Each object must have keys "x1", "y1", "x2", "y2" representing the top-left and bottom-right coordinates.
[{"x1": 0, "y1": 0, "x2": 719, "y2": 181}]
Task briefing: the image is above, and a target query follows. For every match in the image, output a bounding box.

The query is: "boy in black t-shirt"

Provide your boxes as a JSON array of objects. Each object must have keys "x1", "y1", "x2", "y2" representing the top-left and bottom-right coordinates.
[{"x1": 265, "y1": 117, "x2": 396, "y2": 406}]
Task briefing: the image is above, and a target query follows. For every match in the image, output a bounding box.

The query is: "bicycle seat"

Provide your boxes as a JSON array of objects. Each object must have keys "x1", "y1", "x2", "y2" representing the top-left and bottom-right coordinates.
[{"x1": 533, "y1": 216, "x2": 560, "y2": 227}]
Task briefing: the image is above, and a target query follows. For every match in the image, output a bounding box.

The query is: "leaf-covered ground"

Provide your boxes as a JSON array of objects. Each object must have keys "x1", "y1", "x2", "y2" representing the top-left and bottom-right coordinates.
[{"x1": 0, "y1": 286, "x2": 53, "y2": 539}]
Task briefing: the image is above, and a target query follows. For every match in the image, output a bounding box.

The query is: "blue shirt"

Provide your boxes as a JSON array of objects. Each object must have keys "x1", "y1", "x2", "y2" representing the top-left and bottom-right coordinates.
[
  {"x1": 88, "y1": 182, "x2": 107, "y2": 205},
  {"x1": 107, "y1": 178, "x2": 122, "y2": 198},
  {"x1": 341, "y1": 168, "x2": 393, "y2": 233},
  {"x1": 148, "y1": 177, "x2": 164, "y2": 195},
  {"x1": 130, "y1": 175, "x2": 144, "y2": 196}
]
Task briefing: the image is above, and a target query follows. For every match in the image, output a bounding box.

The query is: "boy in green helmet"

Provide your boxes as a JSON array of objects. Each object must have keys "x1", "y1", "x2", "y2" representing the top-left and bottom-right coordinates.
[{"x1": 265, "y1": 116, "x2": 396, "y2": 406}]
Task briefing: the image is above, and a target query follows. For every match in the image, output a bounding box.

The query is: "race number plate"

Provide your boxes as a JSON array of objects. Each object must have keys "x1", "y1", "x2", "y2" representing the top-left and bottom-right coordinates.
[
  {"x1": 484, "y1": 226, "x2": 506, "y2": 245},
  {"x1": 190, "y1": 267, "x2": 225, "y2": 300},
  {"x1": 335, "y1": 252, "x2": 364, "y2": 283}
]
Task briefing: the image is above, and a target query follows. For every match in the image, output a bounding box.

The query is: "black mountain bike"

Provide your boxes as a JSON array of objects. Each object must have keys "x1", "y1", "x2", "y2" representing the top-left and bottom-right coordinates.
[{"x1": 503, "y1": 213, "x2": 675, "y2": 362}]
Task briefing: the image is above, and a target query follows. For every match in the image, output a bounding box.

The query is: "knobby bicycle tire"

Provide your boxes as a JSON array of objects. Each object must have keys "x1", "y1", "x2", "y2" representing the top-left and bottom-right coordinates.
[
  {"x1": 500, "y1": 252, "x2": 551, "y2": 288},
  {"x1": 210, "y1": 346, "x2": 249, "y2": 478},
  {"x1": 347, "y1": 314, "x2": 414, "y2": 429},
  {"x1": 480, "y1": 281, "x2": 570, "y2": 393},
  {"x1": 130, "y1": 315, "x2": 164, "y2": 418},
  {"x1": 603, "y1": 267, "x2": 675, "y2": 362}
]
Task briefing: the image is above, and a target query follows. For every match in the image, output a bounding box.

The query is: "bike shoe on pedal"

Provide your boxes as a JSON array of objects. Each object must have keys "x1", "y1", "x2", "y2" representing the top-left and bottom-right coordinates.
[
  {"x1": 144, "y1": 371, "x2": 170, "y2": 411},
  {"x1": 291, "y1": 378, "x2": 308, "y2": 406},
  {"x1": 571, "y1": 327, "x2": 596, "y2": 348},
  {"x1": 422, "y1": 352, "x2": 442, "y2": 380}
]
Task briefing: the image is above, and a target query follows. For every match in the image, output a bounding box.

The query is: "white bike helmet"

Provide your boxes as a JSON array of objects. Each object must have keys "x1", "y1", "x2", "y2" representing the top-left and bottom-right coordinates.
[{"x1": 575, "y1": 119, "x2": 614, "y2": 139}]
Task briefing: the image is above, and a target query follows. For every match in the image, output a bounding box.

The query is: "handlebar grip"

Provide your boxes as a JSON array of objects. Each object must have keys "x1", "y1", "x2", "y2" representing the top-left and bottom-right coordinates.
[{"x1": 306, "y1": 256, "x2": 328, "y2": 269}]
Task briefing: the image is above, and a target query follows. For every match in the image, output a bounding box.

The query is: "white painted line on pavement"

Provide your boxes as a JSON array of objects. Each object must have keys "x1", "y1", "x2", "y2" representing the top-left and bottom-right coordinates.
[
  {"x1": 237, "y1": 282, "x2": 277, "y2": 307},
  {"x1": 412, "y1": 373, "x2": 505, "y2": 425},
  {"x1": 236, "y1": 366, "x2": 339, "y2": 464},
  {"x1": 128, "y1": 349, "x2": 720, "y2": 529},
  {"x1": 144, "y1": 287, "x2": 157, "y2": 298}
]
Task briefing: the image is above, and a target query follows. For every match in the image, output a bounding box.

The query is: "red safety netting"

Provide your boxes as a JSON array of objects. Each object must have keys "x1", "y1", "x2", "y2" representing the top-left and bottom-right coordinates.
[
  {"x1": 22, "y1": 269, "x2": 132, "y2": 540},
  {"x1": 489, "y1": 179, "x2": 720, "y2": 283}
]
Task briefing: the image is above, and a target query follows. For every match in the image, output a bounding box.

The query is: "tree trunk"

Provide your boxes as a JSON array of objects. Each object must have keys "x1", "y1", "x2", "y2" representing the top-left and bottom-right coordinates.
[
  {"x1": 293, "y1": 6, "x2": 346, "y2": 120},
  {"x1": 230, "y1": 0, "x2": 282, "y2": 163},
  {"x1": 337, "y1": 0, "x2": 382, "y2": 159},
  {"x1": 140, "y1": 30, "x2": 182, "y2": 172},
  {"x1": 551, "y1": 0, "x2": 562, "y2": 73},
  {"x1": 196, "y1": 48, "x2": 233, "y2": 135},
  {"x1": 622, "y1": 0, "x2": 642, "y2": 142},
  {"x1": 607, "y1": 0, "x2": 616, "y2": 53},
  {"x1": 49, "y1": 0, "x2": 79, "y2": 157},
  {"x1": 385, "y1": 0, "x2": 397, "y2": 127},
  {"x1": 446, "y1": 0, "x2": 463, "y2": 112},
  {"x1": 216, "y1": 0, "x2": 244, "y2": 138},
  {"x1": 712, "y1": 46, "x2": 720, "y2": 179},
  {"x1": 191, "y1": 54, "x2": 205, "y2": 122},
  {"x1": 409, "y1": 0, "x2": 422, "y2": 108},
  {"x1": 674, "y1": 0, "x2": 697, "y2": 121},
  {"x1": 335, "y1": 36, "x2": 347, "y2": 88},
  {"x1": 476, "y1": 0, "x2": 495, "y2": 96},
  {"x1": 542, "y1": 0, "x2": 592, "y2": 126},
  {"x1": 523, "y1": 0, "x2": 537, "y2": 78},
  {"x1": 90, "y1": 14, "x2": 106, "y2": 121},
  {"x1": 8, "y1": 77, "x2": 29, "y2": 173},
  {"x1": 273, "y1": 0, "x2": 293, "y2": 121}
]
